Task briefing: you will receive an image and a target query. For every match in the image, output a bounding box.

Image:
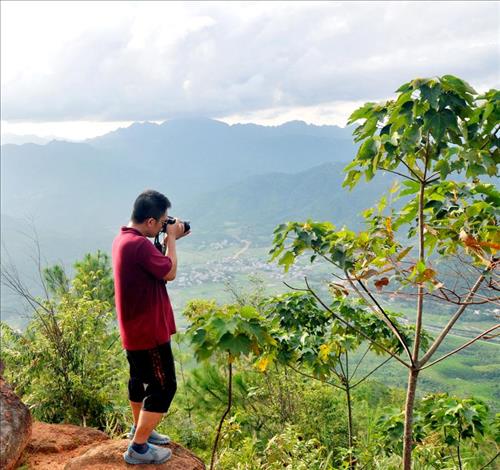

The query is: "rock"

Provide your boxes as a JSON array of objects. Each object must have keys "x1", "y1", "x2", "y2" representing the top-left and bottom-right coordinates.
[
  {"x1": 21, "y1": 422, "x2": 206, "y2": 469},
  {"x1": 0, "y1": 374, "x2": 32, "y2": 470},
  {"x1": 27, "y1": 421, "x2": 110, "y2": 454},
  {"x1": 64, "y1": 439, "x2": 206, "y2": 470},
  {"x1": 22, "y1": 422, "x2": 110, "y2": 469}
]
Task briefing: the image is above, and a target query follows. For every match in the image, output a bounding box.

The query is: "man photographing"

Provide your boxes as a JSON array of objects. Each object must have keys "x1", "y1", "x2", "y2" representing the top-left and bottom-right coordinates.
[{"x1": 112, "y1": 189, "x2": 190, "y2": 465}]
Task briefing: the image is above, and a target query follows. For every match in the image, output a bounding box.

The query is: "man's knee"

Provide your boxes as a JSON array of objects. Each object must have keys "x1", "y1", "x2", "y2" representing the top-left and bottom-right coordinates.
[
  {"x1": 128, "y1": 377, "x2": 145, "y2": 402},
  {"x1": 142, "y1": 382, "x2": 176, "y2": 413}
]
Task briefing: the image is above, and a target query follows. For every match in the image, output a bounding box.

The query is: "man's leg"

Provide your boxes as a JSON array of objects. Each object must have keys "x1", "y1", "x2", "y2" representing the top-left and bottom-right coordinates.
[
  {"x1": 135, "y1": 342, "x2": 177, "y2": 442},
  {"x1": 133, "y1": 410, "x2": 164, "y2": 444},
  {"x1": 130, "y1": 401, "x2": 142, "y2": 427}
]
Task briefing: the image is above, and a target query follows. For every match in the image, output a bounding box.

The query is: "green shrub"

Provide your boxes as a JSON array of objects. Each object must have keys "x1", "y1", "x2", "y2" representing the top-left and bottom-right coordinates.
[{"x1": 0, "y1": 252, "x2": 128, "y2": 431}]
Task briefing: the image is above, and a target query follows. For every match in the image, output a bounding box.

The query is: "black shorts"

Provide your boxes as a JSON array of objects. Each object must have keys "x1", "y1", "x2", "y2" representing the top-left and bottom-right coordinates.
[{"x1": 126, "y1": 341, "x2": 177, "y2": 413}]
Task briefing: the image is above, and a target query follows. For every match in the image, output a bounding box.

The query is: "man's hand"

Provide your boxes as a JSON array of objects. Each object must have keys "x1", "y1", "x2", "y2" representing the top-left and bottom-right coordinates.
[{"x1": 165, "y1": 218, "x2": 191, "y2": 241}]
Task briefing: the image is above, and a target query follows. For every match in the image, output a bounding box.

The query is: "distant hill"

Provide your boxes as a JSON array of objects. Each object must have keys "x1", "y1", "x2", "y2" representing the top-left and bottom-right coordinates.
[
  {"x1": 1, "y1": 133, "x2": 52, "y2": 145},
  {"x1": 1, "y1": 118, "x2": 356, "y2": 236},
  {"x1": 187, "y1": 162, "x2": 394, "y2": 242},
  {"x1": 87, "y1": 118, "x2": 356, "y2": 200}
]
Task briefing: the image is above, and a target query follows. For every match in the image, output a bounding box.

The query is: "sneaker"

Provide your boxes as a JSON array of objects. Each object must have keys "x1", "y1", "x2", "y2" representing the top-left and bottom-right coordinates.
[
  {"x1": 127, "y1": 425, "x2": 171, "y2": 445},
  {"x1": 123, "y1": 443, "x2": 172, "y2": 465}
]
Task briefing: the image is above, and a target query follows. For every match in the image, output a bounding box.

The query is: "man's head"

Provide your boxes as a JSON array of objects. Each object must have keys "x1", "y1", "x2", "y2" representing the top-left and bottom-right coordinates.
[{"x1": 131, "y1": 189, "x2": 171, "y2": 237}]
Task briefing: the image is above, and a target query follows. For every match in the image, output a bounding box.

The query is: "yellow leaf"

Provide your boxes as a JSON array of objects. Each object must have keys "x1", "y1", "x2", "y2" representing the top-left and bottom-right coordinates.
[
  {"x1": 319, "y1": 343, "x2": 333, "y2": 361},
  {"x1": 255, "y1": 356, "x2": 270, "y2": 372},
  {"x1": 385, "y1": 217, "x2": 393, "y2": 235}
]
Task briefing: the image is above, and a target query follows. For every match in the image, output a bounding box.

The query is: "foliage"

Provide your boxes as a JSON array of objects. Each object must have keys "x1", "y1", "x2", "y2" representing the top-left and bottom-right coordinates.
[
  {"x1": 377, "y1": 393, "x2": 495, "y2": 468},
  {"x1": 345, "y1": 77, "x2": 499, "y2": 185},
  {"x1": 184, "y1": 299, "x2": 276, "y2": 469},
  {"x1": 185, "y1": 299, "x2": 275, "y2": 362},
  {"x1": 264, "y1": 292, "x2": 429, "y2": 374},
  {"x1": 217, "y1": 424, "x2": 333, "y2": 470},
  {"x1": 0, "y1": 252, "x2": 127, "y2": 429}
]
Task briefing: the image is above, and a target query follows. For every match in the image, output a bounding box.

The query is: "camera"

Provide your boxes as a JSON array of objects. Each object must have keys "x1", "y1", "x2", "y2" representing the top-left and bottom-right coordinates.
[
  {"x1": 154, "y1": 216, "x2": 191, "y2": 253},
  {"x1": 162, "y1": 216, "x2": 191, "y2": 234}
]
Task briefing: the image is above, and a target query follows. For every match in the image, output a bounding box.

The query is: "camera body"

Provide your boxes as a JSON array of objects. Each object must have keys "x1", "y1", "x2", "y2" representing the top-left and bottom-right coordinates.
[
  {"x1": 162, "y1": 216, "x2": 191, "y2": 234},
  {"x1": 154, "y1": 216, "x2": 191, "y2": 253}
]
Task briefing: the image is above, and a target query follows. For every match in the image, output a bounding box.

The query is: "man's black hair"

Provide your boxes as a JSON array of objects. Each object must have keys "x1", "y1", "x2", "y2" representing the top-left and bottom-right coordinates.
[{"x1": 131, "y1": 190, "x2": 171, "y2": 223}]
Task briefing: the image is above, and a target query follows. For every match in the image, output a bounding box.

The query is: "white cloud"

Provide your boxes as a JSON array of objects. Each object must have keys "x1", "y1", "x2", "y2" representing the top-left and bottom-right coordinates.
[{"x1": 1, "y1": 1, "x2": 499, "y2": 126}]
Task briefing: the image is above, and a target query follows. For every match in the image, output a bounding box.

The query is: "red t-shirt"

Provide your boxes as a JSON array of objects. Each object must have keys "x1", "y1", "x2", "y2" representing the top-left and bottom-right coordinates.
[{"x1": 112, "y1": 226, "x2": 177, "y2": 350}]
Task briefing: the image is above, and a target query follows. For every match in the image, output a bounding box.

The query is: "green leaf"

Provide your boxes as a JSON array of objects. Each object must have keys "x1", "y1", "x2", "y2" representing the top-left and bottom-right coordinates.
[
  {"x1": 440, "y1": 75, "x2": 477, "y2": 96},
  {"x1": 191, "y1": 328, "x2": 207, "y2": 345},
  {"x1": 434, "y1": 159, "x2": 450, "y2": 179},
  {"x1": 423, "y1": 109, "x2": 457, "y2": 142},
  {"x1": 348, "y1": 102, "x2": 375, "y2": 124},
  {"x1": 278, "y1": 251, "x2": 296, "y2": 272},
  {"x1": 420, "y1": 83, "x2": 441, "y2": 110},
  {"x1": 218, "y1": 332, "x2": 252, "y2": 356}
]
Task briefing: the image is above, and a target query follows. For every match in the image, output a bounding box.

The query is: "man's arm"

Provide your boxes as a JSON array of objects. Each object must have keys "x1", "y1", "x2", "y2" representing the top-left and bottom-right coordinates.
[
  {"x1": 163, "y1": 236, "x2": 177, "y2": 281},
  {"x1": 163, "y1": 218, "x2": 189, "y2": 282}
]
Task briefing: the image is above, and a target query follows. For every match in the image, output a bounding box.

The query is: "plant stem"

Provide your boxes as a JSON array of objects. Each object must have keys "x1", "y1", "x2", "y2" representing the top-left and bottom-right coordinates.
[
  {"x1": 402, "y1": 155, "x2": 428, "y2": 470},
  {"x1": 175, "y1": 336, "x2": 193, "y2": 425},
  {"x1": 402, "y1": 368, "x2": 419, "y2": 470},
  {"x1": 210, "y1": 358, "x2": 233, "y2": 470},
  {"x1": 457, "y1": 436, "x2": 463, "y2": 470},
  {"x1": 412, "y1": 175, "x2": 426, "y2": 364},
  {"x1": 345, "y1": 378, "x2": 355, "y2": 469}
]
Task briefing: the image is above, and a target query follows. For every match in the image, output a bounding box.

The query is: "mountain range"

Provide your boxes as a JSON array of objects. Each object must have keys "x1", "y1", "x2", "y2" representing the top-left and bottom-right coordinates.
[{"x1": 1, "y1": 118, "x2": 394, "y2": 323}]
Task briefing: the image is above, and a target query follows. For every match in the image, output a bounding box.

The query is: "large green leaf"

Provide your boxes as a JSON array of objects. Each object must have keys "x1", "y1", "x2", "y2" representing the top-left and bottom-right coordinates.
[{"x1": 218, "y1": 332, "x2": 253, "y2": 356}]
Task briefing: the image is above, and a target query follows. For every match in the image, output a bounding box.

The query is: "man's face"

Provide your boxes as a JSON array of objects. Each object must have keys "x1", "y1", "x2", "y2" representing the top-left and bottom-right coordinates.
[{"x1": 146, "y1": 211, "x2": 168, "y2": 237}]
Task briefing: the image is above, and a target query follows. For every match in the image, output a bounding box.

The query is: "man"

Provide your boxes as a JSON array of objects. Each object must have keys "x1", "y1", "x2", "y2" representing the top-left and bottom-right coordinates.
[{"x1": 112, "y1": 189, "x2": 189, "y2": 465}]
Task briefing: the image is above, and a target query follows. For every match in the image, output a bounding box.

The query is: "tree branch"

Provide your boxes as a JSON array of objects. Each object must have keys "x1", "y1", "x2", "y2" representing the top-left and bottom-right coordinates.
[
  {"x1": 413, "y1": 160, "x2": 428, "y2": 364},
  {"x1": 478, "y1": 450, "x2": 499, "y2": 470},
  {"x1": 287, "y1": 363, "x2": 345, "y2": 392},
  {"x1": 347, "y1": 274, "x2": 415, "y2": 366},
  {"x1": 395, "y1": 154, "x2": 423, "y2": 182},
  {"x1": 377, "y1": 166, "x2": 420, "y2": 183},
  {"x1": 304, "y1": 278, "x2": 411, "y2": 368},
  {"x1": 350, "y1": 345, "x2": 371, "y2": 381},
  {"x1": 420, "y1": 324, "x2": 500, "y2": 370},
  {"x1": 351, "y1": 356, "x2": 393, "y2": 389},
  {"x1": 419, "y1": 268, "x2": 491, "y2": 366}
]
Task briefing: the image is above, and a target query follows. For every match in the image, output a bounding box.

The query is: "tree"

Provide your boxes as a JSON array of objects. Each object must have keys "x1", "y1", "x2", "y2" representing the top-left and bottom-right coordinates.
[
  {"x1": 270, "y1": 75, "x2": 499, "y2": 469},
  {"x1": 265, "y1": 292, "x2": 429, "y2": 469},
  {"x1": 184, "y1": 299, "x2": 275, "y2": 470}
]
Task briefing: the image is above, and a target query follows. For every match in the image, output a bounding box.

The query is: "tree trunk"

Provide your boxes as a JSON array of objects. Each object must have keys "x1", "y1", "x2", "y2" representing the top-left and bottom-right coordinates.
[
  {"x1": 402, "y1": 368, "x2": 419, "y2": 470},
  {"x1": 345, "y1": 382, "x2": 355, "y2": 469},
  {"x1": 210, "y1": 359, "x2": 233, "y2": 470}
]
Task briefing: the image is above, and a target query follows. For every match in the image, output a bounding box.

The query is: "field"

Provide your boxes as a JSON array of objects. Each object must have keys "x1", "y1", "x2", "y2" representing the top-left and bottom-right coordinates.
[{"x1": 168, "y1": 239, "x2": 500, "y2": 410}]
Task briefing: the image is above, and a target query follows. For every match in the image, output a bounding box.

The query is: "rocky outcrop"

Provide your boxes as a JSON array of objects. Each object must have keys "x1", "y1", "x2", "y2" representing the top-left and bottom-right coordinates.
[
  {"x1": 20, "y1": 421, "x2": 206, "y2": 469},
  {"x1": 64, "y1": 439, "x2": 206, "y2": 469},
  {"x1": 0, "y1": 368, "x2": 32, "y2": 470}
]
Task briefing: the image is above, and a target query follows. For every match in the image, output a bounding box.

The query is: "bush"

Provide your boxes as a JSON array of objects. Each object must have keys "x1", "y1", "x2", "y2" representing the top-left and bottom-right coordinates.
[{"x1": 0, "y1": 252, "x2": 128, "y2": 431}]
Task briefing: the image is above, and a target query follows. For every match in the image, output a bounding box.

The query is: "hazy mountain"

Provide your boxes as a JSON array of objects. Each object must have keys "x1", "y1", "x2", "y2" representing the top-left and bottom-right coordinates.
[
  {"x1": 1, "y1": 119, "x2": 356, "y2": 234},
  {"x1": 86, "y1": 118, "x2": 356, "y2": 198},
  {"x1": 1, "y1": 161, "x2": 392, "y2": 327},
  {"x1": 1, "y1": 133, "x2": 52, "y2": 146}
]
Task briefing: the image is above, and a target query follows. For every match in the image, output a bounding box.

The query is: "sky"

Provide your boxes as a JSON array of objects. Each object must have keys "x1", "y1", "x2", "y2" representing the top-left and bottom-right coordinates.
[{"x1": 1, "y1": 1, "x2": 499, "y2": 140}]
